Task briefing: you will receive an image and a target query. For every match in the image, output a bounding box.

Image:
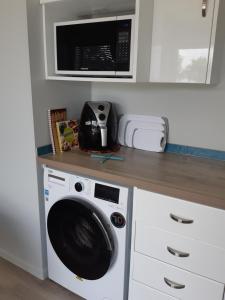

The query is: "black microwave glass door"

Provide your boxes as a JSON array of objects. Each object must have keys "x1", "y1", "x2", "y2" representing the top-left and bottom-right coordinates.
[
  {"x1": 47, "y1": 199, "x2": 113, "y2": 280},
  {"x1": 56, "y1": 19, "x2": 131, "y2": 73}
]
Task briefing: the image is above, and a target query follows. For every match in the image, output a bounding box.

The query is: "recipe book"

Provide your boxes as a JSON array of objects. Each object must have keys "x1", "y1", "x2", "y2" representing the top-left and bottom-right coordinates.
[
  {"x1": 48, "y1": 108, "x2": 67, "y2": 154},
  {"x1": 56, "y1": 120, "x2": 79, "y2": 152}
]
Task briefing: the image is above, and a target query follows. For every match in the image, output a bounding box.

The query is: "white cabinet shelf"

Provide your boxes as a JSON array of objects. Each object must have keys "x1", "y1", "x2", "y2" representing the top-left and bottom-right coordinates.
[
  {"x1": 40, "y1": 0, "x2": 62, "y2": 4},
  {"x1": 40, "y1": 0, "x2": 154, "y2": 83},
  {"x1": 45, "y1": 75, "x2": 136, "y2": 83}
]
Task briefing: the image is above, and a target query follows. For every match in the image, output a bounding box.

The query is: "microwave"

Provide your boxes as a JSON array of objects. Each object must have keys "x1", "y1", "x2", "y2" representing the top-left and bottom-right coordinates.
[{"x1": 54, "y1": 15, "x2": 135, "y2": 77}]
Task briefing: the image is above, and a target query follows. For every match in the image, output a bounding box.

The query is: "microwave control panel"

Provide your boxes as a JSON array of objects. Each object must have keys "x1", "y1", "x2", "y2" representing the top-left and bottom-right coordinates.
[{"x1": 117, "y1": 31, "x2": 130, "y2": 63}]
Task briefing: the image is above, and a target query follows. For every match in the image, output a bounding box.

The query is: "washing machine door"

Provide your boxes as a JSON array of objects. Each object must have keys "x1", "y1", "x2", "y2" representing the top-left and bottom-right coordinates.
[{"x1": 47, "y1": 199, "x2": 114, "y2": 280}]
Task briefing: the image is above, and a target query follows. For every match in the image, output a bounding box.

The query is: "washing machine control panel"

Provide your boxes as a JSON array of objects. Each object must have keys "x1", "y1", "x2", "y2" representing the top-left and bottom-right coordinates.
[{"x1": 69, "y1": 175, "x2": 128, "y2": 212}]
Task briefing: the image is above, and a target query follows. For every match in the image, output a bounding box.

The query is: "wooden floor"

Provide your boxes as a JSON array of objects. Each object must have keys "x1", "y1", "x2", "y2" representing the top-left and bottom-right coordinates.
[{"x1": 0, "y1": 258, "x2": 83, "y2": 300}]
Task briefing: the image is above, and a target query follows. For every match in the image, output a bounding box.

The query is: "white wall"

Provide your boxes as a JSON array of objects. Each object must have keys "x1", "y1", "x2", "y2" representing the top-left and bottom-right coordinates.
[
  {"x1": 92, "y1": 40, "x2": 225, "y2": 152},
  {"x1": 0, "y1": 0, "x2": 44, "y2": 279},
  {"x1": 26, "y1": 0, "x2": 91, "y2": 148}
]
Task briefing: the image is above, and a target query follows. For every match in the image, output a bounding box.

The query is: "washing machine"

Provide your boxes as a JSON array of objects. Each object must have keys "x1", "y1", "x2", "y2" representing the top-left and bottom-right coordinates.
[{"x1": 44, "y1": 167, "x2": 132, "y2": 300}]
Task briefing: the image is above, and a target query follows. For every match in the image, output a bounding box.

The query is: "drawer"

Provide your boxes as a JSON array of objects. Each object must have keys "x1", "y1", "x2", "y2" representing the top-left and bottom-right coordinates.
[
  {"x1": 130, "y1": 281, "x2": 178, "y2": 300},
  {"x1": 134, "y1": 188, "x2": 225, "y2": 248},
  {"x1": 135, "y1": 222, "x2": 225, "y2": 282},
  {"x1": 132, "y1": 253, "x2": 224, "y2": 300}
]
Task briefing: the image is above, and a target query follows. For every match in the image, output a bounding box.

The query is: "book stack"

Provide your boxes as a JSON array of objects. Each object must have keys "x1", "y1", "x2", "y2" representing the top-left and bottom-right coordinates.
[
  {"x1": 48, "y1": 108, "x2": 67, "y2": 154},
  {"x1": 48, "y1": 108, "x2": 79, "y2": 154}
]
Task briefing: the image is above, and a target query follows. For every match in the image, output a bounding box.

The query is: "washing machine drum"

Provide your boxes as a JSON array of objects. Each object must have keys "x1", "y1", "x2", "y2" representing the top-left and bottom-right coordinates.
[{"x1": 47, "y1": 199, "x2": 114, "y2": 280}]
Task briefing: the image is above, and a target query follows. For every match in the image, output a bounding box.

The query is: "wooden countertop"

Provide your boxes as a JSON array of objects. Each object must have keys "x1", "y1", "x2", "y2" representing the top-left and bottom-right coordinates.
[{"x1": 38, "y1": 147, "x2": 225, "y2": 210}]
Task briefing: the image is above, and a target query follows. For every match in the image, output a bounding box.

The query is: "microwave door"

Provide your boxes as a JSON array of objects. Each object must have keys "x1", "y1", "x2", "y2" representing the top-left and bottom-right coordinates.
[{"x1": 55, "y1": 18, "x2": 118, "y2": 76}]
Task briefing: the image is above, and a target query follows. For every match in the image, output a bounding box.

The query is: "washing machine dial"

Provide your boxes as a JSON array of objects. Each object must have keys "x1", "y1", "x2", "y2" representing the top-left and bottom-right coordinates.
[
  {"x1": 111, "y1": 212, "x2": 126, "y2": 228},
  {"x1": 74, "y1": 182, "x2": 84, "y2": 192}
]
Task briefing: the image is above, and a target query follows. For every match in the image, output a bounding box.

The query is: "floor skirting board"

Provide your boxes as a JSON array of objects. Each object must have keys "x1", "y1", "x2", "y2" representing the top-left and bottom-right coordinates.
[{"x1": 0, "y1": 247, "x2": 47, "y2": 280}]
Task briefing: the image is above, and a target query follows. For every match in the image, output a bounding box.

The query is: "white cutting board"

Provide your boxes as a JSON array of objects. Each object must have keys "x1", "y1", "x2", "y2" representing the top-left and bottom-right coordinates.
[
  {"x1": 132, "y1": 129, "x2": 166, "y2": 152},
  {"x1": 118, "y1": 114, "x2": 168, "y2": 146},
  {"x1": 125, "y1": 120, "x2": 166, "y2": 147}
]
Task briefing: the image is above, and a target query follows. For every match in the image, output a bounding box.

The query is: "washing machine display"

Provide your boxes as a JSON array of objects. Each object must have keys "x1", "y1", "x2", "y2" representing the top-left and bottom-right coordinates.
[
  {"x1": 94, "y1": 183, "x2": 120, "y2": 204},
  {"x1": 44, "y1": 168, "x2": 131, "y2": 300},
  {"x1": 47, "y1": 199, "x2": 113, "y2": 280}
]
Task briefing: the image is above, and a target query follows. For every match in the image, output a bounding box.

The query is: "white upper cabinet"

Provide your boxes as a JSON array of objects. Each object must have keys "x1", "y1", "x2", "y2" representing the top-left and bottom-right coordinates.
[
  {"x1": 150, "y1": 0, "x2": 221, "y2": 84},
  {"x1": 40, "y1": 0, "x2": 223, "y2": 83},
  {"x1": 40, "y1": 0, "x2": 154, "y2": 83}
]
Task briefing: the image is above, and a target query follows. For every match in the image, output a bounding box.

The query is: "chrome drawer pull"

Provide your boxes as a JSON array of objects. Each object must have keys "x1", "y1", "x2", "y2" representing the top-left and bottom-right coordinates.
[
  {"x1": 202, "y1": 0, "x2": 207, "y2": 17},
  {"x1": 167, "y1": 246, "x2": 190, "y2": 258},
  {"x1": 170, "y1": 213, "x2": 194, "y2": 224},
  {"x1": 164, "y1": 277, "x2": 185, "y2": 289}
]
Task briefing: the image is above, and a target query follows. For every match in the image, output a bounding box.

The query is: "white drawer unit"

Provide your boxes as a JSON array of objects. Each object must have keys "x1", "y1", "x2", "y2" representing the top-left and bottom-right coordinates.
[
  {"x1": 132, "y1": 253, "x2": 224, "y2": 300},
  {"x1": 130, "y1": 281, "x2": 178, "y2": 300},
  {"x1": 135, "y1": 222, "x2": 225, "y2": 283},
  {"x1": 134, "y1": 188, "x2": 225, "y2": 248},
  {"x1": 129, "y1": 188, "x2": 225, "y2": 300}
]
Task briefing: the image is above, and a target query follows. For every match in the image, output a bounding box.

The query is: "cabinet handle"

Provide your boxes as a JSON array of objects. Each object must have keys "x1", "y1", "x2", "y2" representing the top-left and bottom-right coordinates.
[
  {"x1": 202, "y1": 0, "x2": 207, "y2": 17},
  {"x1": 167, "y1": 246, "x2": 190, "y2": 258},
  {"x1": 170, "y1": 213, "x2": 194, "y2": 224},
  {"x1": 164, "y1": 277, "x2": 186, "y2": 289}
]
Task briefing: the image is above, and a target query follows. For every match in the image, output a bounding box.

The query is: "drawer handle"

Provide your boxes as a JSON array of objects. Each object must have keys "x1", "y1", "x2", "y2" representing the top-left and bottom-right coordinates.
[
  {"x1": 202, "y1": 0, "x2": 207, "y2": 17},
  {"x1": 164, "y1": 277, "x2": 185, "y2": 289},
  {"x1": 167, "y1": 246, "x2": 190, "y2": 258},
  {"x1": 170, "y1": 213, "x2": 194, "y2": 224}
]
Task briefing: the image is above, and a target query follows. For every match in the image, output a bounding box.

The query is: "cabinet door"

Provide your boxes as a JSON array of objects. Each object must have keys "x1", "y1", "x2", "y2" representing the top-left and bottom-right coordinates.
[{"x1": 150, "y1": 0, "x2": 216, "y2": 83}]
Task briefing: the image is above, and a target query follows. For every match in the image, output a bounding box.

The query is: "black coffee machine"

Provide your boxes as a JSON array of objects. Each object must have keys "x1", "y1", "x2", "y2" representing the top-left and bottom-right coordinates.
[{"x1": 78, "y1": 101, "x2": 118, "y2": 152}]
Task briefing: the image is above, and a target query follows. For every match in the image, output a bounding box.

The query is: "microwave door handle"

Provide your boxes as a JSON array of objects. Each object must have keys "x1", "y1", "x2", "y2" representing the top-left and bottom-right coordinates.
[{"x1": 100, "y1": 127, "x2": 107, "y2": 147}]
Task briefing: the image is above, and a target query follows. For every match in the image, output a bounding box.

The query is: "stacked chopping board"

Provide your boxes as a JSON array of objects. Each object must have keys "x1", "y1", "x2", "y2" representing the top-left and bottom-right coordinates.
[{"x1": 118, "y1": 114, "x2": 169, "y2": 152}]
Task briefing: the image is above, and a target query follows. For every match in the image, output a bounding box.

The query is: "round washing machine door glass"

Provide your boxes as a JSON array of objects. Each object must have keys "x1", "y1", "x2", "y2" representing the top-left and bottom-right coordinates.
[{"x1": 47, "y1": 199, "x2": 114, "y2": 280}]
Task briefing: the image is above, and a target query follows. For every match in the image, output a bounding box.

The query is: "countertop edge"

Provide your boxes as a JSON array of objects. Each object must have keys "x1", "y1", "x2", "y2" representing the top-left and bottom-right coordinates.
[{"x1": 38, "y1": 156, "x2": 225, "y2": 211}]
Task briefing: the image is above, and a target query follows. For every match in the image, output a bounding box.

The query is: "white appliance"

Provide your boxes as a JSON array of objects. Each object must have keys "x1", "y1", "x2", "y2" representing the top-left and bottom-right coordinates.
[
  {"x1": 44, "y1": 167, "x2": 131, "y2": 300},
  {"x1": 54, "y1": 15, "x2": 135, "y2": 78}
]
